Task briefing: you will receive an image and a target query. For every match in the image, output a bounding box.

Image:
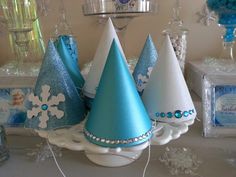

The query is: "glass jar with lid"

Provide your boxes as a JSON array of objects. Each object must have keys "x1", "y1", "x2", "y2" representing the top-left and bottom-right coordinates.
[{"x1": 163, "y1": 0, "x2": 189, "y2": 74}]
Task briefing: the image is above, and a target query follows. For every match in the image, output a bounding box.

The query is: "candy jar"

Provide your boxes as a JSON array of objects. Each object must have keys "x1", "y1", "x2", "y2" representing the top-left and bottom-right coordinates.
[
  {"x1": 163, "y1": 0, "x2": 188, "y2": 73},
  {"x1": 207, "y1": 0, "x2": 236, "y2": 60}
]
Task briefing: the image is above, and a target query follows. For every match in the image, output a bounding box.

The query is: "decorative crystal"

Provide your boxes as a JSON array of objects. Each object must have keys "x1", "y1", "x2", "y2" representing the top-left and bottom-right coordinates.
[
  {"x1": 167, "y1": 112, "x2": 173, "y2": 118},
  {"x1": 160, "y1": 112, "x2": 166, "y2": 118},
  {"x1": 174, "y1": 110, "x2": 182, "y2": 118},
  {"x1": 183, "y1": 111, "x2": 189, "y2": 117},
  {"x1": 155, "y1": 112, "x2": 160, "y2": 117},
  {"x1": 41, "y1": 104, "x2": 49, "y2": 111}
]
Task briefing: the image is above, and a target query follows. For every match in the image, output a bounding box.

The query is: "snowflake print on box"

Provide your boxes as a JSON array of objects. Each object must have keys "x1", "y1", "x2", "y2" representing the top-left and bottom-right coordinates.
[{"x1": 27, "y1": 85, "x2": 65, "y2": 129}]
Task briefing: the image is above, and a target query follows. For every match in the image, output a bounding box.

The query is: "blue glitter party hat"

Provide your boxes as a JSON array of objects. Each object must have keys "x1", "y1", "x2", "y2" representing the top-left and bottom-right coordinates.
[
  {"x1": 25, "y1": 40, "x2": 86, "y2": 130},
  {"x1": 133, "y1": 35, "x2": 158, "y2": 95},
  {"x1": 84, "y1": 40, "x2": 152, "y2": 148},
  {"x1": 54, "y1": 36, "x2": 85, "y2": 91}
]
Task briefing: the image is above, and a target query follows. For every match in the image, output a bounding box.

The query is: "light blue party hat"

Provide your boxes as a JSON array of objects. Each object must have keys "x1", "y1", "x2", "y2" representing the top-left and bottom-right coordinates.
[
  {"x1": 133, "y1": 35, "x2": 158, "y2": 95},
  {"x1": 84, "y1": 40, "x2": 152, "y2": 148},
  {"x1": 25, "y1": 40, "x2": 86, "y2": 130},
  {"x1": 54, "y1": 36, "x2": 85, "y2": 92}
]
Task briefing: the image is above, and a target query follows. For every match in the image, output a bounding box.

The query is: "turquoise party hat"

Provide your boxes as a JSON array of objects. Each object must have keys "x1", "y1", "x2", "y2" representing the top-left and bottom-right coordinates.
[
  {"x1": 25, "y1": 40, "x2": 86, "y2": 130},
  {"x1": 84, "y1": 40, "x2": 152, "y2": 148},
  {"x1": 56, "y1": 35, "x2": 79, "y2": 63},
  {"x1": 133, "y1": 35, "x2": 158, "y2": 95},
  {"x1": 54, "y1": 36, "x2": 85, "y2": 92}
]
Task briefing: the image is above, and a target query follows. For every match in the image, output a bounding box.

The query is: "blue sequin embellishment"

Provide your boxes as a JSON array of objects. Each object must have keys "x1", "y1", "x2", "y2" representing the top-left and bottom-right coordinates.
[
  {"x1": 167, "y1": 112, "x2": 173, "y2": 118},
  {"x1": 41, "y1": 104, "x2": 48, "y2": 111},
  {"x1": 183, "y1": 111, "x2": 189, "y2": 117},
  {"x1": 160, "y1": 113, "x2": 166, "y2": 118},
  {"x1": 174, "y1": 110, "x2": 182, "y2": 119},
  {"x1": 154, "y1": 109, "x2": 195, "y2": 119}
]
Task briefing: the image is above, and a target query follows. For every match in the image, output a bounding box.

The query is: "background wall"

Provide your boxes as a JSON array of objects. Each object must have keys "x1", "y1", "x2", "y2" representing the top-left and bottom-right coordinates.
[{"x1": 0, "y1": 0, "x2": 225, "y2": 67}]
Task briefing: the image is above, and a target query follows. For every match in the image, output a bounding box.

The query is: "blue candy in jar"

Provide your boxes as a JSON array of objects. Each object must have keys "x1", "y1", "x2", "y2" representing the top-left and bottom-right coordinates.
[{"x1": 207, "y1": 0, "x2": 236, "y2": 42}]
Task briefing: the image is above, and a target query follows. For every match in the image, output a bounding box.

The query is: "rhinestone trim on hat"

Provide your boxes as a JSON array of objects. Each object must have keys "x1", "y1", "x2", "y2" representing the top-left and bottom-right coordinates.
[
  {"x1": 155, "y1": 109, "x2": 195, "y2": 119},
  {"x1": 84, "y1": 128, "x2": 152, "y2": 145}
]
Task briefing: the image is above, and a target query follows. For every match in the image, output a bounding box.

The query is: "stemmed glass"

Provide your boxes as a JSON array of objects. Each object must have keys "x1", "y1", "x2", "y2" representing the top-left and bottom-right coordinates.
[{"x1": 0, "y1": 0, "x2": 45, "y2": 76}]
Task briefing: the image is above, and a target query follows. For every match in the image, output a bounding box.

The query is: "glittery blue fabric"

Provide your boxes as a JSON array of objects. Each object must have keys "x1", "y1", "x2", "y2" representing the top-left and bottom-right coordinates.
[
  {"x1": 133, "y1": 35, "x2": 158, "y2": 94},
  {"x1": 85, "y1": 40, "x2": 152, "y2": 148},
  {"x1": 25, "y1": 41, "x2": 86, "y2": 130},
  {"x1": 54, "y1": 36, "x2": 85, "y2": 92}
]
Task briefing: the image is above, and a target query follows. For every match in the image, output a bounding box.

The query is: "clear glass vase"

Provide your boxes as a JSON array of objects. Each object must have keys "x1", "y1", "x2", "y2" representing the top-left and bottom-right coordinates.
[{"x1": 163, "y1": 0, "x2": 188, "y2": 74}]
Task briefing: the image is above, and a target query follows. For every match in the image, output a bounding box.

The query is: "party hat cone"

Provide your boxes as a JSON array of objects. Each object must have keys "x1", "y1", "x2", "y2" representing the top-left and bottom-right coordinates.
[
  {"x1": 56, "y1": 35, "x2": 79, "y2": 63},
  {"x1": 142, "y1": 35, "x2": 196, "y2": 123},
  {"x1": 55, "y1": 36, "x2": 85, "y2": 91},
  {"x1": 83, "y1": 18, "x2": 125, "y2": 100},
  {"x1": 25, "y1": 41, "x2": 86, "y2": 130},
  {"x1": 84, "y1": 40, "x2": 152, "y2": 148},
  {"x1": 133, "y1": 35, "x2": 158, "y2": 95}
]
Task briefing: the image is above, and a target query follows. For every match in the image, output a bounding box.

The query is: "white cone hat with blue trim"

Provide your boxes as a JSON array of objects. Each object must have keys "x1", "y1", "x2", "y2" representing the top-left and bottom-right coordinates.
[
  {"x1": 25, "y1": 41, "x2": 86, "y2": 130},
  {"x1": 83, "y1": 18, "x2": 126, "y2": 100},
  {"x1": 84, "y1": 40, "x2": 152, "y2": 148},
  {"x1": 142, "y1": 35, "x2": 196, "y2": 123}
]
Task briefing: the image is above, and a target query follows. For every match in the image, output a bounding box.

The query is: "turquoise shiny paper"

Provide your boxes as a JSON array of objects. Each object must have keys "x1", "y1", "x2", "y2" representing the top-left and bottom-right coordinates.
[
  {"x1": 85, "y1": 40, "x2": 152, "y2": 148},
  {"x1": 25, "y1": 41, "x2": 86, "y2": 130},
  {"x1": 133, "y1": 35, "x2": 158, "y2": 95},
  {"x1": 54, "y1": 36, "x2": 85, "y2": 92}
]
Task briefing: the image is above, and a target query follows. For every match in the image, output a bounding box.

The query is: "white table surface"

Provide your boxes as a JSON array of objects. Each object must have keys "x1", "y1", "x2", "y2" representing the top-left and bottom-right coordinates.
[{"x1": 1, "y1": 94, "x2": 236, "y2": 177}]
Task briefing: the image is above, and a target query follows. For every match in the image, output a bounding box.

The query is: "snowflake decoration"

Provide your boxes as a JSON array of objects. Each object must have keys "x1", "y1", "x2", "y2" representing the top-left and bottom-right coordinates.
[
  {"x1": 147, "y1": 67, "x2": 153, "y2": 78},
  {"x1": 159, "y1": 147, "x2": 202, "y2": 176},
  {"x1": 136, "y1": 67, "x2": 153, "y2": 92},
  {"x1": 196, "y1": 4, "x2": 216, "y2": 26},
  {"x1": 27, "y1": 85, "x2": 65, "y2": 129},
  {"x1": 137, "y1": 74, "x2": 148, "y2": 92}
]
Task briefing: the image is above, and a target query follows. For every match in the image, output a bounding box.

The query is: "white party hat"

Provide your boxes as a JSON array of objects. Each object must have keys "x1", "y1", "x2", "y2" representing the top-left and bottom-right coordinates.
[
  {"x1": 142, "y1": 35, "x2": 196, "y2": 123},
  {"x1": 83, "y1": 18, "x2": 125, "y2": 99}
]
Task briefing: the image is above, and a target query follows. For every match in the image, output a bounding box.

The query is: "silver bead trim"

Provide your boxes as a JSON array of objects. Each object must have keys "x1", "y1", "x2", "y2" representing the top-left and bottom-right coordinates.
[{"x1": 84, "y1": 128, "x2": 152, "y2": 145}]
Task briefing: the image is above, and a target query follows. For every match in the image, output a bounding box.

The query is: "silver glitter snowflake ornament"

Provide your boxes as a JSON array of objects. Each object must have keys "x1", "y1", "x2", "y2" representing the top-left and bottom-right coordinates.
[
  {"x1": 27, "y1": 142, "x2": 62, "y2": 162},
  {"x1": 159, "y1": 147, "x2": 202, "y2": 176},
  {"x1": 196, "y1": 4, "x2": 216, "y2": 26},
  {"x1": 27, "y1": 85, "x2": 65, "y2": 129}
]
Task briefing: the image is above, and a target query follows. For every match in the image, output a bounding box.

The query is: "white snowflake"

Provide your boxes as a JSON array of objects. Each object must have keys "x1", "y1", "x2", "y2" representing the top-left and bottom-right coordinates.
[
  {"x1": 196, "y1": 4, "x2": 216, "y2": 26},
  {"x1": 137, "y1": 74, "x2": 148, "y2": 92},
  {"x1": 27, "y1": 85, "x2": 65, "y2": 129},
  {"x1": 147, "y1": 67, "x2": 153, "y2": 78}
]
